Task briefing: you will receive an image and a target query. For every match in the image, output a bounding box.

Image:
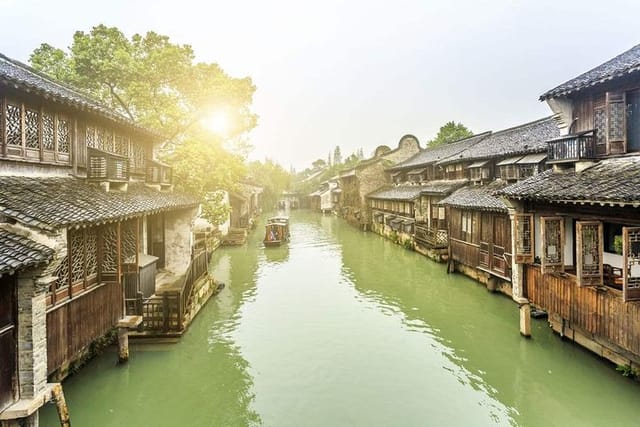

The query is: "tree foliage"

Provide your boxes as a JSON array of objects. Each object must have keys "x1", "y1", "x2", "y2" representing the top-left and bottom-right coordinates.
[
  {"x1": 247, "y1": 159, "x2": 291, "y2": 210},
  {"x1": 30, "y1": 25, "x2": 257, "y2": 142},
  {"x1": 427, "y1": 121, "x2": 473, "y2": 148},
  {"x1": 30, "y1": 25, "x2": 259, "y2": 225}
]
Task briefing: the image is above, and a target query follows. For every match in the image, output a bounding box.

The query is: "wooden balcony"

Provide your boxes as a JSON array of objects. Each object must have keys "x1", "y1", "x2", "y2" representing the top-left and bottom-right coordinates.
[
  {"x1": 415, "y1": 223, "x2": 448, "y2": 249},
  {"x1": 546, "y1": 132, "x2": 596, "y2": 164},
  {"x1": 525, "y1": 264, "x2": 640, "y2": 359},
  {"x1": 146, "y1": 160, "x2": 172, "y2": 186},
  {"x1": 87, "y1": 148, "x2": 129, "y2": 182}
]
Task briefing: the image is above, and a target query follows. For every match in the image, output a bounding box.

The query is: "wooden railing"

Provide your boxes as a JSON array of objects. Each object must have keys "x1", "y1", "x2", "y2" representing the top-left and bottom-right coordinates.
[
  {"x1": 479, "y1": 242, "x2": 490, "y2": 267},
  {"x1": 546, "y1": 133, "x2": 596, "y2": 163},
  {"x1": 450, "y1": 238, "x2": 479, "y2": 267},
  {"x1": 415, "y1": 223, "x2": 448, "y2": 249},
  {"x1": 525, "y1": 264, "x2": 640, "y2": 356},
  {"x1": 141, "y1": 249, "x2": 209, "y2": 333}
]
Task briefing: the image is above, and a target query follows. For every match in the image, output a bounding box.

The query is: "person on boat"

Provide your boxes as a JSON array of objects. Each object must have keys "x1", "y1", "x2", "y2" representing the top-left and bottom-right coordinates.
[{"x1": 269, "y1": 229, "x2": 276, "y2": 241}]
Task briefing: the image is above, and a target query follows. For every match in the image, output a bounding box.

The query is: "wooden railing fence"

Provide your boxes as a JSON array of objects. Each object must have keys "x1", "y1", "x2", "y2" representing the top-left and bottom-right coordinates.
[{"x1": 526, "y1": 264, "x2": 640, "y2": 356}]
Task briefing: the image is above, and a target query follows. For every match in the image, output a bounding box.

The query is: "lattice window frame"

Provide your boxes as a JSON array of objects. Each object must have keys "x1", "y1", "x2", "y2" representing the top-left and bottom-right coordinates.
[
  {"x1": 576, "y1": 221, "x2": 603, "y2": 287},
  {"x1": 24, "y1": 107, "x2": 40, "y2": 149},
  {"x1": 514, "y1": 213, "x2": 534, "y2": 264},
  {"x1": 42, "y1": 112, "x2": 55, "y2": 151},
  {"x1": 6, "y1": 102, "x2": 22, "y2": 147},
  {"x1": 541, "y1": 216, "x2": 564, "y2": 274},
  {"x1": 623, "y1": 227, "x2": 640, "y2": 302}
]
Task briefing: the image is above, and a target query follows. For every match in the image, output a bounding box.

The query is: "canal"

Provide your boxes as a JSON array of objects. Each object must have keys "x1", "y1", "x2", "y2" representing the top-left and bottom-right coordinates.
[{"x1": 41, "y1": 211, "x2": 639, "y2": 426}]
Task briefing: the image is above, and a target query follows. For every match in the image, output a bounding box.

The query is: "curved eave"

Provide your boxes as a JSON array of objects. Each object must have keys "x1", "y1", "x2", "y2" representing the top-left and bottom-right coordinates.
[
  {"x1": 504, "y1": 195, "x2": 640, "y2": 208},
  {"x1": 539, "y1": 66, "x2": 640, "y2": 101}
]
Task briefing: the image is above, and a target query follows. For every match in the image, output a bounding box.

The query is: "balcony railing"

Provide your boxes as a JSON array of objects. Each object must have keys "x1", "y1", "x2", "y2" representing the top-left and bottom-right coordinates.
[
  {"x1": 546, "y1": 131, "x2": 596, "y2": 164},
  {"x1": 415, "y1": 222, "x2": 448, "y2": 249},
  {"x1": 146, "y1": 160, "x2": 172, "y2": 186},
  {"x1": 87, "y1": 148, "x2": 129, "y2": 182}
]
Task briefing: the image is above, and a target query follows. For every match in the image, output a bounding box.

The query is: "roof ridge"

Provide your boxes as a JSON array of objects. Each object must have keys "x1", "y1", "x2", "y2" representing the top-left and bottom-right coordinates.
[{"x1": 540, "y1": 43, "x2": 640, "y2": 100}]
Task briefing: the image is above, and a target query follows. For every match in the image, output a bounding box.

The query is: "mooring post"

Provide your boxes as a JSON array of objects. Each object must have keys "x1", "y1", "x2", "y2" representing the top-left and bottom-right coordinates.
[
  {"x1": 51, "y1": 383, "x2": 71, "y2": 427},
  {"x1": 117, "y1": 326, "x2": 129, "y2": 363},
  {"x1": 116, "y1": 315, "x2": 143, "y2": 364},
  {"x1": 519, "y1": 302, "x2": 531, "y2": 337}
]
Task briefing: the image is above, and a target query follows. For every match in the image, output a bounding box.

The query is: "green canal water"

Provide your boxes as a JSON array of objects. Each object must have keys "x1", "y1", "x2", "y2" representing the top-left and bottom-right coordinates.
[{"x1": 41, "y1": 211, "x2": 639, "y2": 426}]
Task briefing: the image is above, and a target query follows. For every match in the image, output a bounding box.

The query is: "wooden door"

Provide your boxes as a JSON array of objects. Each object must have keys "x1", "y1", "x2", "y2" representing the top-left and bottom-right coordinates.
[{"x1": 0, "y1": 276, "x2": 17, "y2": 411}]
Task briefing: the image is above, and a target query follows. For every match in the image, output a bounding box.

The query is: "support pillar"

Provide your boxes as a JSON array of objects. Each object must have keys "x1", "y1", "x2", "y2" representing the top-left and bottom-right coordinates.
[
  {"x1": 519, "y1": 302, "x2": 531, "y2": 337},
  {"x1": 51, "y1": 384, "x2": 70, "y2": 427},
  {"x1": 487, "y1": 277, "x2": 498, "y2": 293},
  {"x1": 117, "y1": 327, "x2": 129, "y2": 364},
  {"x1": 116, "y1": 316, "x2": 142, "y2": 364}
]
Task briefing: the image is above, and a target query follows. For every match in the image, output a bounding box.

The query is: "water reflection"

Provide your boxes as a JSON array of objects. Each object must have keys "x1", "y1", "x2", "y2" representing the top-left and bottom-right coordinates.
[{"x1": 41, "y1": 211, "x2": 640, "y2": 427}]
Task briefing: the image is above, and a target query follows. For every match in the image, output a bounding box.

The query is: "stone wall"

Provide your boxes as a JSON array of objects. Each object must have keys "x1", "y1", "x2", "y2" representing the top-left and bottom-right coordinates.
[{"x1": 16, "y1": 272, "x2": 48, "y2": 400}]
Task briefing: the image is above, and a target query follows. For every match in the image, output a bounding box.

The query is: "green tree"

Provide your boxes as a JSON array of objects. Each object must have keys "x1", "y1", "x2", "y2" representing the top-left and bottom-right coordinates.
[
  {"x1": 427, "y1": 121, "x2": 473, "y2": 148},
  {"x1": 30, "y1": 25, "x2": 257, "y2": 224},
  {"x1": 333, "y1": 145, "x2": 342, "y2": 165},
  {"x1": 30, "y1": 25, "x2": 257, "y2": 142},
  {"x1": 247, "y1": 159, "x2": 292, "y2": 210}
]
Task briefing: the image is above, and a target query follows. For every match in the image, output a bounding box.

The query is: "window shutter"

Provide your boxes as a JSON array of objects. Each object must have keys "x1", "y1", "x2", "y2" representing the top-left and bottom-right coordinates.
[
  {"x1": 541, "y1": 217, "x2": 564, "y2": 274},
  {"x1": 623, "y1": 227, "x2": 640, "y2": 302},
  {"x1": 576, "y1": 221, "x2": 603, "y2": 286},
  {"x1": 607, "y1": 91, "x2": 627, "y2": 154},
  {"x1": 514, "y1": 214, "x2": 534, "y2": 264}
]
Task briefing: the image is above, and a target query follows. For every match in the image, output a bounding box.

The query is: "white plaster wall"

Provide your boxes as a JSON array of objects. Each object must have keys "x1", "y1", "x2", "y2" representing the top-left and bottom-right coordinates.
[{"x1": 164, "y1": 207, "x2": 197, "y2": 275}]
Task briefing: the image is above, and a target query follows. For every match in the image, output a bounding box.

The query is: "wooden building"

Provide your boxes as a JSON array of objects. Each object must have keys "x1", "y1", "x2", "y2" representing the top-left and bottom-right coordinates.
[
  {"x1": 337, "y1": 135, "x2": 420, "y2": 229},
  {"x1": 0, "y1": 53, "x2": 207, "y2": 424},
  {"x1": 501, "y1": 43, "x2": 640, "y2": 366},
  {"x1": 439, "y1": 117, "x2": 559, "y2": 294},
  {"x1": 374, "y1": 133, "x2": 490, "y2": 257}
]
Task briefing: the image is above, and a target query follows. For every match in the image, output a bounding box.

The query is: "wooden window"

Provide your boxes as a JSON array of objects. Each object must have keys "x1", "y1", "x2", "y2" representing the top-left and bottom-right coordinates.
[
  {"x1": 607, "y1": 91, "x2": 626, "y2": 154},
  {"x1": 461, "y1": 211, "x2": 473, "y2": 242},
  {"x1": 576, "y1": 221, "x2": 603, "y2": 286},
  {"x1": 594, "y1": 104, "x2": 607, "y2": 155},
  {"x1": 514, "y1": 214, "x2": 534, "y2": 264},
  {"x1": 541, "y1": 216, "x2": 564, "y2": 273},
  {"x1": 623, "y1": 227, "x2": 640, "y2": 302}
]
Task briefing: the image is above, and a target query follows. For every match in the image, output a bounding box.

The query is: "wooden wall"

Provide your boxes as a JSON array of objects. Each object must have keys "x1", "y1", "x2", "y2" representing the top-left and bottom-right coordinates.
[
  {"x1": 46, "y1": 281, "x2": 123, "y2": 374},
  {"x1": 526, "y1": 264, "x2": 640, "y2": 357}
]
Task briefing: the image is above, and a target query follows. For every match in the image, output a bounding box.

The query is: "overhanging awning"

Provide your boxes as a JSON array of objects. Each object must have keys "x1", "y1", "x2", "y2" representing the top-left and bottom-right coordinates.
[
  {"x1": 496, "y1": 156, "x2": 524, "y2": 166},
  {"x1": 516, "y1": 153, "x2": 547, "y2": 164},
  {"x1": 407, "y1": 168, "x2": 426, "y2": 175},
  {"x1": 467, "y1": 160, "x2": 489, "y2": 168}
]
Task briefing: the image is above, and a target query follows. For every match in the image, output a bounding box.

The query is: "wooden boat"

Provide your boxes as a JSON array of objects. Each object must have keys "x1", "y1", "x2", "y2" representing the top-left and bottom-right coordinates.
[{"x1": 263, "y1": 216, "x2": 290, "y2": 247}]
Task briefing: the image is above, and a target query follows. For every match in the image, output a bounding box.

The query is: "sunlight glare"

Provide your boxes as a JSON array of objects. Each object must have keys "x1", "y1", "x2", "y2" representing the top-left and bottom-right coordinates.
[{"x1": 203, "y1": 111, "x2": 230, "y2": 136}]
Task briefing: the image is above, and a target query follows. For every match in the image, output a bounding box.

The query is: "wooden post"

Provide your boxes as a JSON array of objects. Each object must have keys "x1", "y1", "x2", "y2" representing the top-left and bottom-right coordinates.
[
  {"x1": 162, "y1": 293, "x2": 169, "y2": 332},
  {"x1": 519, "y1": 302, "x2": 531, "y2": 337},
  {"x1": 117, "y1": 327, "x2": 129, "y2": 363},
  {"x1": 52, "y1": 383, "x2": 71, "y2": 427},
  {"x1": 487, "y1": 276, "x2": 498, "y2": 293}
]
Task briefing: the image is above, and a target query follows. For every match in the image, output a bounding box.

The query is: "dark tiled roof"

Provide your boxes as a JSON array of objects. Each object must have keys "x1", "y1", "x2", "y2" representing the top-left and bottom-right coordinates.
[
  {"x1": 541, "y1": 44, "x2": 640, "y2": 100},
  {"x1": 439, "y1": 181, "x2": 508, "y2": 212},
  {"x1": 367, "y1": 185, "x2": 424, "y2": 201},
  {"x1": 367, "y1": 180, "x2": 467, "y2": 201},
  {"x1": 0, "y1": 53, "x2": 159, "y2": 139},
  {"x1": 389, "y1": 132, "x2": 491, "y2": 171},
  {"x1": 437, "y1": 117, "x2": 559, "y2": 165},
  {"x1": 499, "y1": 155, "x2": 640, "y2": 204},
  {"x1": 0, "y1": 229, "x2": 54, "y2": 275},
  {"x1": 0, "y1": 176, "x2": 199, "y2": 231},
  {"x1": 418, "y1": 179, "x2": 468, "y2": 195}
]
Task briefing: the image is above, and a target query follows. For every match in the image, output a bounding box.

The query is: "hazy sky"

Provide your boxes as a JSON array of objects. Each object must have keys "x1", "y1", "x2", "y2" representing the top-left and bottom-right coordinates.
[{"x1": 1, "y1": 0, "x2": 640, "y2": 170}]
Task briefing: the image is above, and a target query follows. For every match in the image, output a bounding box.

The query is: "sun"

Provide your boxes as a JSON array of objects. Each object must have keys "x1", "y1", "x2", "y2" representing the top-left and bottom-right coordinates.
[{"x1": 202, "y1": 111, "x2": 230, "y2": 136}]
